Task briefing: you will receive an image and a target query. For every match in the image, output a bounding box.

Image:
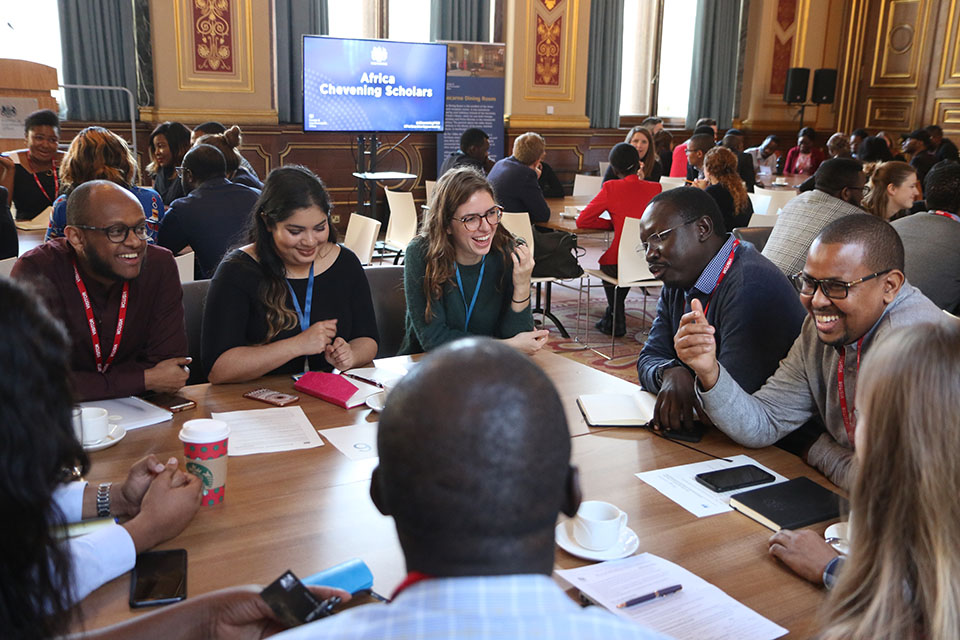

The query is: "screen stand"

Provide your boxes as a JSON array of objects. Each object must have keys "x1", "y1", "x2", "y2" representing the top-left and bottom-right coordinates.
[{"x1": 355, "y1": 133, "x2": 381, "y2": 221}]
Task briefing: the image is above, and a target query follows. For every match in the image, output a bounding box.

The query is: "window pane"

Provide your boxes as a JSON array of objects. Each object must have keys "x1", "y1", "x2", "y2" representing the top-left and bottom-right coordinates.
[
  {"x1": 619, "y1": 0, "x2": 658, "y2": 116},
  {"x1": 656, "y1": 0, "x2": 698, "y2": 118},
  {"x1": 0, "y1": 0, "x2": 65, "y2": 113},
  {"x1": 389, "y1": 0, "x2": 431, "y2": 42},
  {"x1": 328, "y1": 1, "x2": 374, "y2": 38}
]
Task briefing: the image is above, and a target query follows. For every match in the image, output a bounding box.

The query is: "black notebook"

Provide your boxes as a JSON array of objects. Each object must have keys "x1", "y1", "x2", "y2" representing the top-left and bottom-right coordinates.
[{"x1": 729, "y1": 477, "x2": 844, "y2": 531}]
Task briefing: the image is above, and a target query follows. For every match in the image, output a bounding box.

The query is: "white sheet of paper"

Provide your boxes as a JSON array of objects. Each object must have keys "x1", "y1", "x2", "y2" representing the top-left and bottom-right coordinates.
[
  {"x1": 210, "y1": 406, "x2": 324, "y2": 456},
  {"x1": 635, "y1": 454, "x2": 787, "y2": 517},
  {"x1": 318, "y1": 422, "x2": 379, "y2": 460},
  {"x1": 80, "y1": 396, "x2": 172, "y2": 430},
  {"x1": 556, "y1": 553, "x2": 787, "y2": 640}
]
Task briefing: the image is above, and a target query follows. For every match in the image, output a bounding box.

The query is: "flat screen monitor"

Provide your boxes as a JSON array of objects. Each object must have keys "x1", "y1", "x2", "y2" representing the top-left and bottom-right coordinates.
[{"x1": 302, "y1": 36, "x2": 447, "y2": 133}]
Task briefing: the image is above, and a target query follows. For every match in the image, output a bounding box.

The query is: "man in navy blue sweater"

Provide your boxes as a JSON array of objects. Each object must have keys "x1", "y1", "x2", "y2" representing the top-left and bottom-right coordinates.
[{"x1": 636, "y1": 187, "x2": 805, "y2": 435}]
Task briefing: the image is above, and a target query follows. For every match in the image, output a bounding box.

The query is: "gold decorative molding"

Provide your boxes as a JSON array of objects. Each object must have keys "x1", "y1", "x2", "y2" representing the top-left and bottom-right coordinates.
[
  {"x1": 864, "y1": 96, "x2": 916, "y2": 128},
  {"x1": 544, "y1": 143, "x2": 584, "y2": 171},
  {"x1": 174, "y1": 0, "x2": 256, "y2": 93},
  {"x1": 871, "y1": 0, "x2": 931, "y2": 88},
  {"x1": 504, "y1": 114, "x2": 590, "y2": 128},
  {"x1": 522, "y1": 0, "x2": 580, "y2": 102},
  {"x1": 138, "y1": 106, "x2": 278, "y2": 124},
  {"x1": 939, "y1": 0, "x2": 960, "y2": 86},
  {"x1": 837, "y1": 0, "x2": 870, "y2": 132}
]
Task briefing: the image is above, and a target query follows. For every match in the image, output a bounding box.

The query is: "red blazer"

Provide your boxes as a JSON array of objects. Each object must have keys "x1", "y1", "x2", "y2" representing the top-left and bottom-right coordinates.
[
  {"x1": 784, "y1": 146, "x2": 825, "y2": 175},
  {"x1": 575, "y1": 174, "x2": 662, "y2": 265},
  {"x1": 669, "y1": 142, "x2": 689, "y2": 177}
]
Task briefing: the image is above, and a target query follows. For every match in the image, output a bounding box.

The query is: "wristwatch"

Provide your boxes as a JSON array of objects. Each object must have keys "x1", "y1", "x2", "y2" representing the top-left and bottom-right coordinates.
[{"x1": 96, "y1": 482, "x2": 112, "y2": 518}]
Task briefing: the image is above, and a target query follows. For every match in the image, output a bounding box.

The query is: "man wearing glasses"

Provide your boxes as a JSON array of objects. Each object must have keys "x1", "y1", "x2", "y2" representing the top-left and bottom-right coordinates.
[
  {"x1": 762, "y1": 158, "x2": 867, "y2": 277},
  {"x1": 675, "y1": 214, "x2": 944, "y2": 488},
  {"x1": 12, "y1": 180, "x2": 190, "y2": 401}
]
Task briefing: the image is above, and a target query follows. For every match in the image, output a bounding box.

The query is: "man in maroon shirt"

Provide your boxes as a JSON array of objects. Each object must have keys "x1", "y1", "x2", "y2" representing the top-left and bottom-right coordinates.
[{"x1": 12, "y1": 180, "x2": 190, "y2": 400}]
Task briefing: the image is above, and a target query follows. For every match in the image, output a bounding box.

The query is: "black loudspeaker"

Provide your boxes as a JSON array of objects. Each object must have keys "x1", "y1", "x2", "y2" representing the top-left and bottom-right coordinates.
[
  {"x1": 811, "y1": 68, "x2": 838, "y2": 104},
  {"x1": 783, "y1": 68, "x2": 810, "y2": 104}
]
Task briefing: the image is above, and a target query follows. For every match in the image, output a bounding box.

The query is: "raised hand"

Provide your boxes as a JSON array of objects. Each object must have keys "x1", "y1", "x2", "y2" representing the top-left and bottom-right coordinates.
[{"x1": 673, "y1": 298, "x2": 720, "y2": 390}]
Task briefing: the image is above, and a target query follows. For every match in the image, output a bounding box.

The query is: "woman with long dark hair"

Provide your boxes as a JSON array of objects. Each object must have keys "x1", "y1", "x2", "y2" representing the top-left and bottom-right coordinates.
[
  {"x1": 203, "y1": 165, "x2": 379, "y2": 382},
  {"x1": 147, "y1": 121, "x2": 192, "y2": 206},
  {"x1": 400, "y1": 167, "x2": 547, "y2": 354},
  {"x1": 604, "y1": 126, "x2": 662, "y2": 183},
  {"x1": 700, "y1": 146, "x2": 753, "y2": 231}
]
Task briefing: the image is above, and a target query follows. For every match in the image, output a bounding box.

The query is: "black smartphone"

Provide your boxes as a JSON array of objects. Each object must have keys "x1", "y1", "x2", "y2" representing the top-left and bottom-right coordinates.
[
  {"x1": 695, "y1": 464, "x2": 775, "y2": 493},
  {"x1": 129, "y1": 549, "x2": 187, "y2": 608},
  {"x1": 142, "y1": 392, "x2": 196, "y2": 413}
]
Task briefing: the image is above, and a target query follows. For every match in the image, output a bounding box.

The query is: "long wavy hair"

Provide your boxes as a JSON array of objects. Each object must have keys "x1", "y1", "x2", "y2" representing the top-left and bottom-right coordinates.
[
  {"x1": 819, "y1": 322, "x2": 960, "y2": 640},
  {"x1": 58, "y1": 126, "x2": 138, "y2": 195},
  {"x1": 420, "y1": 167, "x2": 512, "y2": 322},
  {"x1": 0, "y1": 278, "x2": 89, "y2": 638},
  {"x1": 861, "y1": 161, "x2": 916, "y2": 220},
  {"x1": 245, "y1": 165, "x2": 337, "y2": 340},
  {"x1": 623, "y1": 126, "x2": 658, "y2": 179},
  {"x1": 704, "y1": 146, "x2": 748, "y2": 213},
  {"x1": 146, "y1": 121, "x2": 192, "y2": 175}
]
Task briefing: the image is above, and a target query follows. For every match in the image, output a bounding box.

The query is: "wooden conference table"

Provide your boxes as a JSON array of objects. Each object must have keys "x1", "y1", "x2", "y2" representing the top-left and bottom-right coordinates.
[
  {"x1": 542, "y1": 195, "x2": 600, "y2": 233},
  {"x1": 77, "y1": 351, "x2": 828, "y2": 638}
]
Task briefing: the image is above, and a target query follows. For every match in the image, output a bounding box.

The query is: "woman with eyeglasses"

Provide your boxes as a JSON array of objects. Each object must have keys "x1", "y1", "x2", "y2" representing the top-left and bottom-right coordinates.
[
  {"x1": 0, "y1": 109, "x2": 64, "y2": 221},
  {"x1": 45, "y1": 126, "x2": 165, "y2": 241},
  {"x1": 203, "y1": 166, "x2": 379, "y2": 383},
  {"x1": 147, "y1": 122, "x2": 192, "y2": 207},
  {"x1": 400, "y1": 167, "x2": 547, "y2": 354}
]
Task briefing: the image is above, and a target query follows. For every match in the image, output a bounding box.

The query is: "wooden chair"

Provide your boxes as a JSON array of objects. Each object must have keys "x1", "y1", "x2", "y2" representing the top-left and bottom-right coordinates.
[
  {"x1": 579, "y1": 217, "x2": 660, "y2": 358},
  {"x1": 342, "y1": 213, "x2": 382, "y2": 265},
  {"x1": 378, "y1": 189, "x2": 419, "y2": 264},
  {"x1": 573, "y1": 174, "x2": 603, "y2": 198}
]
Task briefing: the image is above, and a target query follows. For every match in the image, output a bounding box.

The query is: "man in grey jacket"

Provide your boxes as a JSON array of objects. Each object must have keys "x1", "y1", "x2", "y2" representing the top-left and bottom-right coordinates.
[{"x1": 673, "y1": 215, "x2": 944, "y2": 489}]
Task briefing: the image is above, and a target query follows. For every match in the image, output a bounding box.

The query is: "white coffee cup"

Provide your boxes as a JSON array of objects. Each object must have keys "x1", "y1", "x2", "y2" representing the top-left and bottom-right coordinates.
[
  {"x1": 71, "y1": 407, "x2": 83, "y2": 443},
  {"x1": 572, "y1": 500, "x2": 628, "y2": 550},
  {"x1": 80, "y1": 407, "x2": 110, "y2": 444}
]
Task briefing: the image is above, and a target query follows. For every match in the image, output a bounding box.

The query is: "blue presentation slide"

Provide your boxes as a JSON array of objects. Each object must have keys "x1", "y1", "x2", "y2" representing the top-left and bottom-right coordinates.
[{"x1": 303, "y1": 37, "x2": 447, "y2": 132}]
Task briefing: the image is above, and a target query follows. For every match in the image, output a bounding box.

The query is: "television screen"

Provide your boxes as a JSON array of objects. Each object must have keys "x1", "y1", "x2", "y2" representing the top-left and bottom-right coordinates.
[{"x1": 303, "y1": 36, "x2": 447, "y2": 133}]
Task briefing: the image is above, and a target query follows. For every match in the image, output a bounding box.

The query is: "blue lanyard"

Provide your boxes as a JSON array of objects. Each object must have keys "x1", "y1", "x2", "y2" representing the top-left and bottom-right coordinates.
[
  {"x1": 454, "y1": 256, "x2": 485, "y2": 332},
  {"x1": 285, "y1": 262, "x2": 314, "y2": 332}
]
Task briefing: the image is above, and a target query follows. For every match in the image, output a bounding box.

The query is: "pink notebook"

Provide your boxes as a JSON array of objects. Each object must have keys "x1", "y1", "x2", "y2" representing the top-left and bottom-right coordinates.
[{"x1": 294, "y1": 372, "x2": 360, "y2": 409}]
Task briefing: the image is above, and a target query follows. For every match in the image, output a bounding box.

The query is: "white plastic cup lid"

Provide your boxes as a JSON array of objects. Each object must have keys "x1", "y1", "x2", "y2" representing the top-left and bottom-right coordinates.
[{"x1": 179, "y1": 418, "x2": 230, "y2": 444}]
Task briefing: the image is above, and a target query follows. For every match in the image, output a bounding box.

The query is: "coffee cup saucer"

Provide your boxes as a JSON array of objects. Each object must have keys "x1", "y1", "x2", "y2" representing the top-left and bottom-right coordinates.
[
  {"x1": 824, "y1": 522, "x2": 849, "y2": 555},
  {"x1": 555, "y1": 519, "x2": 639, "y2": 562},
  {"x1": 365, "y1": 391, "x2": 386, "y2": 412},
  {"x1": 83, "y1": 423, "x2": 126, "y2": 452}
]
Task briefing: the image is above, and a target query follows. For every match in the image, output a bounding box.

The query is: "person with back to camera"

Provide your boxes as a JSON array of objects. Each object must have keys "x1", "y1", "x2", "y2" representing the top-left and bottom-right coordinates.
[
  {"x1": 194, "y1": 125, "x2": 263, "y2": 190},
  {"x1": 766, "y1": 321, "x2": 960, "y2": 640},
  {"x1": 45, "y1": 126, "x2": 165, "y2": 242},
  {"x1": 860, "y1": 161, "x2": 919, "y2": 221},
  {"x1": 696, "y1": 146, "x2": 753, "y2": 231},
  {"x1": 0, "y1": 109, "x2": 64, "y2": 221},
  {"x1": 487, "y1": 132, "x2": 551, "y2": 223},
  {"x1": 400, "y1": 167, "x2": 549, "y2": 355},
  {"x1": 603, "y1": 126, "x2": 662, "y2": 183},
  {"x1": 0, "y1": 277, "x2": 201, "y2": 639},
  {"x1": 203, "y1": 165, "x2": 379, "y2": 383},
  {"x1": 147, "y1": 121, "x2": 192, "y2": 207},
  {"x1": 191, "y1": 120, "x2": 262, "y2": 181},
  {"x1": 577, "y1": 142, "x2": 662, "y2": 336}
]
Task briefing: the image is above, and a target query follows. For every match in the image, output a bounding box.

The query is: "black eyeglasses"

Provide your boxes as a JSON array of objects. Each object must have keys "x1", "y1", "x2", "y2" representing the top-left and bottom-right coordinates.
[
  {"x1": 789, "y1": 269, "x2": 892, "y2": 300},
  {"x1": 73, "y1": 222, "x2": 150, "y2": 243},
  {"x1": 454, "y1": 205, "x2": 503, "y2": 231},
  {"x1": 637, "y1": 219, "x2": 696, "y2": 252},
  {"x1": 845, "y1": 184, "x2": 869, "y2": 196}
]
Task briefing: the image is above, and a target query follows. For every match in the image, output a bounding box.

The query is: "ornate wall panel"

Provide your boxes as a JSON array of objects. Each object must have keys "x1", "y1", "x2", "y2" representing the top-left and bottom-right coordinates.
[
  {"x1": 523, "y1": 0, "x2": 580, "y2": 101},
  {"x1": 865, "y1": 97, "x2": 917, "y2": 128},
  {"x1": 174, "y1": 0, "x2": 255, "y2": 92},
  {"x1": 769, "y1": 0, "x2": 798, "y2": 96},
  {"x1": 870, "y1": 0, "x2": 932, "y2": 88}
]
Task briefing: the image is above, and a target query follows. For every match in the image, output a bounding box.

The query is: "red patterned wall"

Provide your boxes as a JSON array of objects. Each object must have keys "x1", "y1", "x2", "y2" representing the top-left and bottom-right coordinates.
[
  {"x1": 769, "y1": 0, "x2": 797, "y2": 95},
  {"x1": 193, "y1": 0, "x2": 234, "y2": 73},
  {"x1": 535, "y1": 15, "x2": 561, "y2": 86}
]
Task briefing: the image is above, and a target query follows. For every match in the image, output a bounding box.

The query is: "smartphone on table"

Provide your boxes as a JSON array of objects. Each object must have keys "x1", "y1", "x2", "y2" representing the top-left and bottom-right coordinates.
[
  {"x1": 694, "y1": 464, "x2": 775, "y2": 493},
  {"x1": 129, "y1": 549, "x2": 187, "y2": 608},
  {"x1": 141, "y1": 392, "x2": 197, "y2": 413}
]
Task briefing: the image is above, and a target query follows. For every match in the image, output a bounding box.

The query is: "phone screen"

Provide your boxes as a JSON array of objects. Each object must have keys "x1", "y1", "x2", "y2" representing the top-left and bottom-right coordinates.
[
  {"x1": 695, "y1": 464, "x2": 775, "y2": 493},
  {"x1": 130, "y1": 549, "x2": 187, "y2": 608}
]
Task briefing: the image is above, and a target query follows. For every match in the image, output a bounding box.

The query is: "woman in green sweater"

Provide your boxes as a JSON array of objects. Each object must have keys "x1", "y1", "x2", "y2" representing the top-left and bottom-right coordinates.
[{"x1": 400, "y1": 167, "x2": 549, "y2": 354}]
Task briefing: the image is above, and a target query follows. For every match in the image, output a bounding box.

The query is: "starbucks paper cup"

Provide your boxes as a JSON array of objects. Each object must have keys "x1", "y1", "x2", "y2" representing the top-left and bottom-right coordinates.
[{"x1": 179, "y1": 419, "x2": 230, "y2": 506}]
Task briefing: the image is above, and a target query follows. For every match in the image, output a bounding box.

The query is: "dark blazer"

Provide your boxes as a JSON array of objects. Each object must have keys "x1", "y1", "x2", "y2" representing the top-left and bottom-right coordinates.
[
  {"x1": 0, "y1": 186, "x2": 17, "y2": 260},
  {"x1": 487, "y1": 156, "x2": 551, "y2": 223},
  {"x1": 737, "y1": 151, "x2": 756, "y2": 193}
]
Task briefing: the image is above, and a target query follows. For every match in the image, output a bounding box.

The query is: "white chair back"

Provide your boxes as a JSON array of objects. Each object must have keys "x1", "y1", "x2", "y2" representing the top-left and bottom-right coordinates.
[
  {"x1": 0, "y1": 256, "x2": 16, "y2": 278},
  {"x1": 755, "y1": 186, "x2": 797, "y2": 214},
  {"x1": 617, "y1": 217, "x2": 657, "y2": 283},
  {"x1": 383, "y1": 189, "x2": 419, "y2": 250},
  {"x1": 598, "y1": 161, "x2": 610, "y2": 176},
  {"x1": 342, "y1": 213, "x2": 382, "y2": 265},
  {"x1": 572, "y1": 174, "x2": 603, "y2": 198},
  {"x1": 500, "y1": 211, "x2": 535, "y2": 250},
  {"x1": 175, "y1": 252, "x2": 195, "y2": 283},
  {"x1": 747, "y1": 192, "x2": 773, "y2": 215},
  {"x1": 748, "y1": 213, "x2": 779, "y2": 228},
  {"x1": 659, "y1": 176, "x2": 686, "y2": 191},
  {"x1": 424, "y1": 180, "x2": 436, "y2": 206}
]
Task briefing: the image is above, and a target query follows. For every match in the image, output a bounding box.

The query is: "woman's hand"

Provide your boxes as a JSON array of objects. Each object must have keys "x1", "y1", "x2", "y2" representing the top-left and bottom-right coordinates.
[
  {"x1": 692, "y1": 178, "x2": 709, "y2": 190},
  {"x1": 504, "y1": 329, "x2": 550, "y2": 355},
  {"x1": 511, "y1": 242, "x2": 534, "y2": 290},
  {"x1": 296, "y1": 319, "x2": 338, "y2": 356},
  {"x1": 324, "y1": 337, "x2": 355, "y2": 371}
]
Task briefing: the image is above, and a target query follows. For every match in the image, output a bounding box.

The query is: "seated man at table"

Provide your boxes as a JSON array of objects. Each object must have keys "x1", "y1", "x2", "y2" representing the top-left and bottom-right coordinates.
[
  {"x1": 638, "y1": 188, "x2": 805, "y2": 434},
  {"x1": 674, "y1": 215, "x2": 944, "y2": 489},
  {"x1": 87, "y1": 338, "x2": 667, "y2": 639},
  {"x1": 11, "y1": 180, "x2": 190, "y2": 401},
  {"x1": 487, "y1": 132, "x2": 551, "y2": 223},
  {"x1": 439, "y1": 127, "x2": 495, "y2": 177}
]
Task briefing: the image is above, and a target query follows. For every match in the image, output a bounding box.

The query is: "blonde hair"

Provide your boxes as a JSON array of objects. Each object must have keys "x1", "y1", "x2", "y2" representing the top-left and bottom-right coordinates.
[
  {"x1": 512, "y1": 132, "x2": 546, "y2": 165},
  {"x1": 419, "y1": 167, "x2": 512, "y2": 322},
  {"x1": 58, "y1": 126, "x2": 138, "y2": 194},
  {"x1": 861, "y1": 161, "x2": 916, "y2": 220},
  {"x1": 196, "y1": 125, "x2": 244, "y2": 175},
  {"x1": 819, "y1": 321, "x2": 960, "y2": 640},
  {"x1": 623, "y1": 126, "x2": 658, "y2": 179},
  {"x1": 703, "y1": 147, "x2": 748, "y2": 213}
]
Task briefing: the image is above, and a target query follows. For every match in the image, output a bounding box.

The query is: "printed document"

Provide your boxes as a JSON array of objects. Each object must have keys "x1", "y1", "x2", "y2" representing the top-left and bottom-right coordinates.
[{"x1": 211, "y1": 406, "x2": 324, "y2": 456}]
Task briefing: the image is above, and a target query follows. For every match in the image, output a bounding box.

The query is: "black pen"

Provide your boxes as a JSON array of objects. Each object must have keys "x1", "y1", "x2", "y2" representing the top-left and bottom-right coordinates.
[
  {"x1": 616, "y1": 584, "x2": 683, "y2": 608},
  {"x1": 341, "y1": 372, "x2": 385, "y2": 389}
]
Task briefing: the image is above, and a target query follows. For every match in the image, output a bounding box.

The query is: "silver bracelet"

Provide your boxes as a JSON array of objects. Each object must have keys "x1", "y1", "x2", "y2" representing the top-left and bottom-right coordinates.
[{"x1": 96, "y1": 482, "x2": 112, "y2": 518}]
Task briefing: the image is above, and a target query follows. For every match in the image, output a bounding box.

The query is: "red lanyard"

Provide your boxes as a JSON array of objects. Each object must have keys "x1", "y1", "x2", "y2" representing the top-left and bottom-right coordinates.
[
  {"x1": 931, "y1": 210, "x2": 960, "y2": 224},
  {"x1": 26, "y1": 151, "x2": 58, "y2": 203},
  {"x1": 390, "y1": 571, "x2": 432, "y2": 600},
  {"x1": 837, "y1": 337, "x2": 864, "y2": 447},
  {"x1": 73, "y1": 262, "x2": 129, "y2": 373},
  {"x1": 702, "y1": 239, "x2": 740, "y2": 316}
]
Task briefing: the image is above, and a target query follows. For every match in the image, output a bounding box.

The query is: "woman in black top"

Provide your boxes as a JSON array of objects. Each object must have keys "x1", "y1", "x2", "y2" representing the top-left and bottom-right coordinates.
[
  {"x1": 603, "y1": 125, "x2": 662, "y2": 183},
  {"x1": 147, "y1": 122, "x2": 192, "y2": 206},
  {"x1": 203, "y1": 166, "x2": 379, "y2": 382},
  {"x1": 698, "y1": 146, "x2": 753, "y2": 232},
  {"x1": 0, "y1": 109, "x2": 63, "y2": 220}
]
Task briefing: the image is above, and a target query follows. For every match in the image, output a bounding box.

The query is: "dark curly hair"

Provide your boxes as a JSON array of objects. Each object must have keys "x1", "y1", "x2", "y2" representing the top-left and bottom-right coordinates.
[{"x1": 0, "y1": 277, "x2": 89, "y2": 638}]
